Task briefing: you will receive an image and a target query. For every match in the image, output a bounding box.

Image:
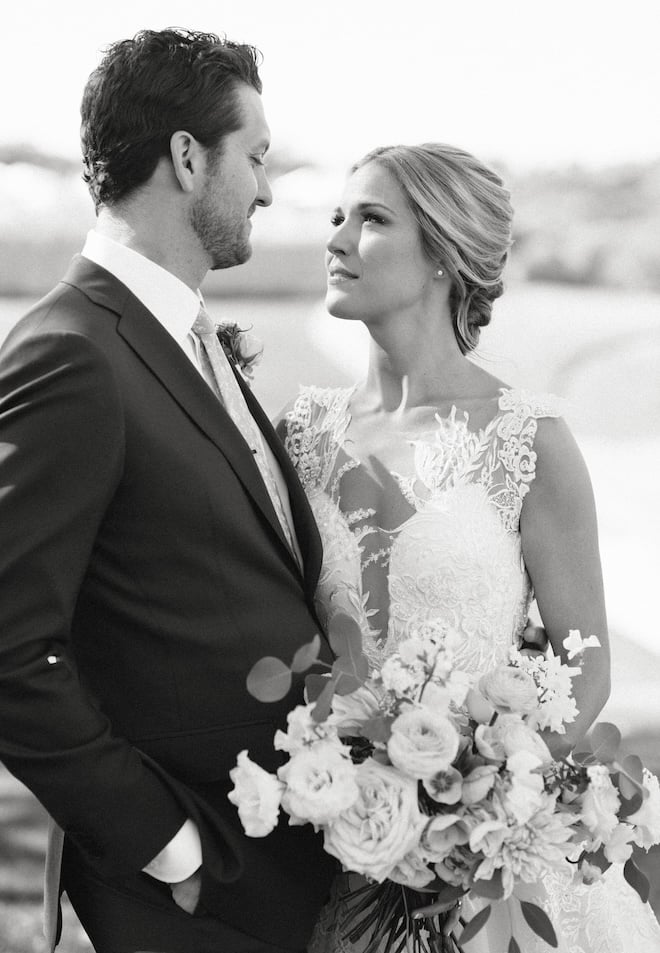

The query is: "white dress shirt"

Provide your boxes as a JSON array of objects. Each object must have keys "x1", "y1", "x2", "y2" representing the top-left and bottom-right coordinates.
[{"x1": 81, "y1": 231, "x2": 301, "y2": 883}]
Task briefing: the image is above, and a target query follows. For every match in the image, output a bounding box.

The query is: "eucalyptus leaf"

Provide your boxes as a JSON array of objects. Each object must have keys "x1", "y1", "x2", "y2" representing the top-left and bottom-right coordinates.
[
  {"x1": 332, "y1": 651, "x2": 369, "y2": 688},
  {"x1": 291, "y1": 634, "x2": 322, "y2": 673},
  {"x1": 311, "y1": 677, "x2": 338, "y2": 723},
  {"x1": 459, "y1": 904, "x2": 491, "y2": 944},
  {"x1": 589, "y1": 722, "x2": 621, "y2": 763},
  {"x1": 624, "y1": 858, "x2": 650, "y2": 903},
  {"x1": 246, "y1": 656, "x2": 292, "y2": 703},
  {"x1": 508, "y1": 937, "x2": 521, "y2": 953},
  {"x1": 305, "y1": 672, "x2": 331, "y2": 702},
  {"x1": 470, "y1": 869, "x2": 505, "y2": 900},
  {"x1": 328, "y1": 612, "x2": 366, "y2": 665},
  {"x1": 520, "y1": 901, "x2": 558, "y2": 947},
  {"x1": 430, "y1": 883, "x2": 465, "y2": 906},
  {"x1": 618, "y1": 790, "x2": 644, "y2": 817}
]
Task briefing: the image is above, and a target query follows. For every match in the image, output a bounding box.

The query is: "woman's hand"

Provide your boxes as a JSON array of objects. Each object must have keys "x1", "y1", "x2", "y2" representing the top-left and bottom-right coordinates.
[{"x1": 412, "y1": 895, "x2": 462, "y2": 935}]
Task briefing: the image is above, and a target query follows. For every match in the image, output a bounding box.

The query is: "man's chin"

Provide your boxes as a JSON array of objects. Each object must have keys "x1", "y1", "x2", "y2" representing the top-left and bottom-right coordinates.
[{"x1": 209, "y1": 244, "x2": 252, "y2": 271}]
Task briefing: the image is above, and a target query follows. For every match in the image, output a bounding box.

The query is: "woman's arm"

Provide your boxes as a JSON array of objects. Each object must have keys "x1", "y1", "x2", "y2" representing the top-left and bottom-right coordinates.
[{"x1": 520, "y1": 416, "x2": 610, "y2": 758}]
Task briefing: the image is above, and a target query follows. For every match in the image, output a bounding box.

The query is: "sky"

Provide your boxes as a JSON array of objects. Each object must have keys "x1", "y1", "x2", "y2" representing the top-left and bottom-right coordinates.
[{"x1": 4, "y1": 0, "x2": 660, "y2": 171}]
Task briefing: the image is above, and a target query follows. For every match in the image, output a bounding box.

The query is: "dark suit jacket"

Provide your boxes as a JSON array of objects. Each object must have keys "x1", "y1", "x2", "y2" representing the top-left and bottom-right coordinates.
[{"x1": 0, "y1": 256, "x2": 336, "y2": 949}]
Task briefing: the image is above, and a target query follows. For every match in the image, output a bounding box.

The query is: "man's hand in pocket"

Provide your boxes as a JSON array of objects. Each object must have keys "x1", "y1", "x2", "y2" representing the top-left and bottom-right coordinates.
[{"x1": 170, "y1": 868, "x2": 202, "y2": 914}]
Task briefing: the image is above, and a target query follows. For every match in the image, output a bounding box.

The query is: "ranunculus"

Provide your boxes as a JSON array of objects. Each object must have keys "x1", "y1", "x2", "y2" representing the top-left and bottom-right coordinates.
[
  {"x1": 462, "y1": 765, "x2": 498, "y2": 804},
  {"x1": 389, "y1": 843, "x2": 436, "y2": 889},
  {"x1": 476, "y1": 714, "x2": 552, "y2": 766},
  {"x1": 423, "y1": 766, "x2": 463, "y2": 804},
  {"x1": 581, "y1": 765, "x2": 620, "y2": 845},
  {"x1": 479, "y1": 665, "x2": 538, "y2": 715},
  {"x1": 323, "y1": 759, "x2": 425, "y2": 882},
  {"x1": 278, "y1": 742, "x2": 359, "y2": 827},
  {"x1": 465, "y1": 687, "x2": 496, "y2": 725},
  {"x1": 628, "y1": 769, "x2": 660, "y2": 849},
  {"x1": 228, "y1": 751, "x2": 284, "y2": 837},
  {"x1": 387, "y1": 708, "x2": 460, "y2": 779},
  {"x1": 423, "y1": 813, "x2": 470, "y2": 861}
]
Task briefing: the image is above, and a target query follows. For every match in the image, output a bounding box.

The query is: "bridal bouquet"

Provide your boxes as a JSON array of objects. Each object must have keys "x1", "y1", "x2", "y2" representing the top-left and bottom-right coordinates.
[{"x1": 228, "y1": 617, "x2": 660, "y2": 952}]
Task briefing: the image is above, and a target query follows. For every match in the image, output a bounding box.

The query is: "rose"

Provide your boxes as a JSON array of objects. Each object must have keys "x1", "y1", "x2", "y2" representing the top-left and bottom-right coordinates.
[
  {"x1": 580, "y1": 765, "x2": 621, "y2": 845},
  {"x1": 387, "y1": 708, "x2": 460, "y2": 779},
  {"x1": 475, "y1": 714, "x2": 552, "y2": 766},
  {"x1": 323, "y1": 759, "x2": 425, "y2": 882},
  {"x1": 479, "y1": 665, "x2": 538, "y2": 715},
  {"x1": 628, "y1": 769, "x2": 660, "y2": 849},
  {"x1": 228, "y1": 751, "x2": 284, "y2": 837},
  {"x1": 217, "y1": 322, "x2": 263, "y2": 379},
  {"x1": 278, "y1": 742, "x2": 359, "y2": 827}
]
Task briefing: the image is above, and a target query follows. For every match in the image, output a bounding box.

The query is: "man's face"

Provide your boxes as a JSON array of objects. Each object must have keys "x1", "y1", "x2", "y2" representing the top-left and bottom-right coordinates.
[{"x1": 190, "y1": 84, "x2": 272, "y2": 270}]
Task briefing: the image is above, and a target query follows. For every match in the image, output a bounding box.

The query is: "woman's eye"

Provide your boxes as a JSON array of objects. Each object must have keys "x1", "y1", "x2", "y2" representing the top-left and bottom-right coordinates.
[
  {"x1": 330, "y1": 213, "x2": 345, "y2": 226},
  {"x1": 251, "y1": 155, "x2": 266, "y2": 167},
  {"x1": 364, "y1": 212, "x2": 385, "y2": 224}
]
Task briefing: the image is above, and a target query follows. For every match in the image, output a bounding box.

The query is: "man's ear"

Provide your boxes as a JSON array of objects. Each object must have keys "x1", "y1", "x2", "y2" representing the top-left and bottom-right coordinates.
[{"x1": 170, "y1": 130, "x2": 204, "y2": 193}]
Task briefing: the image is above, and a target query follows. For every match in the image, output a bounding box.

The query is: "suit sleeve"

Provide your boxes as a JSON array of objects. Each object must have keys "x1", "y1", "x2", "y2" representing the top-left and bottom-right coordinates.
[{"x1": 0, "y1": 325, "x2": 190, "y2": 877}]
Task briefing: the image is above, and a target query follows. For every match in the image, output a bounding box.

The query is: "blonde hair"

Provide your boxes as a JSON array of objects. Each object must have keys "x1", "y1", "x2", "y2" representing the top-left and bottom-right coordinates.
[{"x1": 353, "y1": 143, "x2": 513, "y2": 354}]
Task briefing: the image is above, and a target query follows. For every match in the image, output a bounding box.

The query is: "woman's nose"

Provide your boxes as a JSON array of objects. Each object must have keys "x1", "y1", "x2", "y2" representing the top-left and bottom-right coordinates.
[{"x1": 327, "y1": 220, "x2": 352, "y2": 257}]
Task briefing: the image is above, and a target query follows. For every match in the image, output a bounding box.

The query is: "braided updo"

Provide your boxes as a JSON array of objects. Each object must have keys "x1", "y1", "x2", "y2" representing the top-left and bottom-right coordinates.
[{"x1": 352, "y1": 144, "x2": 513, "y2": 354}]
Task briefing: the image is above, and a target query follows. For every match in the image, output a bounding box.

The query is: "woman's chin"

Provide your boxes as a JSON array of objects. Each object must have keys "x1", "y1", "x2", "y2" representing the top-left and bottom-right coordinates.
[{"x1": 325, "y1": 292, "x2": 359, "y2": 321}]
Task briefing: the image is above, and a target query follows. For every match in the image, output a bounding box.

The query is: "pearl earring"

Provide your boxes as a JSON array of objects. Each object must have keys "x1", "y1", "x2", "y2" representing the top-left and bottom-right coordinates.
[{"x1": 436, "y1": 268, "x2": 444, "y2": 277}]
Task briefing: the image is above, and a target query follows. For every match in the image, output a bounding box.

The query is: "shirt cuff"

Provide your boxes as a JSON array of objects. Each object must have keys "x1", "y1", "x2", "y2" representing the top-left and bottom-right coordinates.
[{"x1": 142, "y1": 819, "x2": 202, "y2": 883}]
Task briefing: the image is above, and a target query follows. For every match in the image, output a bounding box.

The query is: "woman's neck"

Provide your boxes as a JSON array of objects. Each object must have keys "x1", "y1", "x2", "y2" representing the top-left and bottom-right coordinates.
[{"x1": 362, "y1": 325, "x2": 476, "y2": 414}]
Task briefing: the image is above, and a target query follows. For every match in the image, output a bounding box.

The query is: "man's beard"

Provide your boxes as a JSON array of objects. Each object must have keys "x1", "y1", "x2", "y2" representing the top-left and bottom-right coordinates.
[{"x1": 190, "y1": 189, "x2": 252, "y2": 270}]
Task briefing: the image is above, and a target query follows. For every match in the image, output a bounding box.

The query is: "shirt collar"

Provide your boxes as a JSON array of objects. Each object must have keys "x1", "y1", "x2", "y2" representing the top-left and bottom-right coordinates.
[{"x1": 81, "y1": 230, "x2": 202, "y2": 346}]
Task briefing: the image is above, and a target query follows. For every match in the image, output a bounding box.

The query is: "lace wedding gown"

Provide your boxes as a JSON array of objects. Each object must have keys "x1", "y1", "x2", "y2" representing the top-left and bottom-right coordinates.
[{"x1": 280, "y1": 385, "x2": 660, "y2": 953}]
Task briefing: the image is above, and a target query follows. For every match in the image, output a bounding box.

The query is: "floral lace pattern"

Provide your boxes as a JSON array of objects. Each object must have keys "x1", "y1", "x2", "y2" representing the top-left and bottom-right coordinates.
[
  {"x1": 283, "y1": 385, "x2": 565, "y2": 671},
  {"x1": 284, "y1": 385, "x2": 660, "y2": 953}
]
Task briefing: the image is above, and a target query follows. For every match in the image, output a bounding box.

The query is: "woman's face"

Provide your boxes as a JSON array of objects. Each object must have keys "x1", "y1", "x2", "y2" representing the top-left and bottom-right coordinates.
[{"x1": 325, "y1": 162, "x2": 436, "y2": 325}]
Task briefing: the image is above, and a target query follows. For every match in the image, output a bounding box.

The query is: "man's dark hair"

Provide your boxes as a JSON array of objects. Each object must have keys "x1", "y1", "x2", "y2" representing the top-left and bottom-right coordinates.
[{"x1": 80, "y1": 28, "x2": 263, "y2": 208}]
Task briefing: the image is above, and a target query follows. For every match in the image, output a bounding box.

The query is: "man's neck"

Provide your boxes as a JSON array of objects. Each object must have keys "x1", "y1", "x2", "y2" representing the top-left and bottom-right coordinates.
[{"x1": 95, "y1": 208, "x2": 206, "y2": 291}]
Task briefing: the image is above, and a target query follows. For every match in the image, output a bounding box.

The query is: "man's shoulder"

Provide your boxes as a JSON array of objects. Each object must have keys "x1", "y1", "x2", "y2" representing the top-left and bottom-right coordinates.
[{"x1": 12, "y1": 259, "x2": 126, "y2": 342}]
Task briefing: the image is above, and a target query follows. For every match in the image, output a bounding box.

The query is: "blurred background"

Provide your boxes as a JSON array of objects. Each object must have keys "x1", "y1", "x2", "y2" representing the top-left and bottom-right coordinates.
[{"x1": 1, "y1": 0, "x2": 659, "y2": 949}]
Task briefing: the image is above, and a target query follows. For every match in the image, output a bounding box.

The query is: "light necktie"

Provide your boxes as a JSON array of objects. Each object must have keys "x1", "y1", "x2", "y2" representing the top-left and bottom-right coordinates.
[{"x1": 192, "y1": 307, "x2": 297, "y2": 556}]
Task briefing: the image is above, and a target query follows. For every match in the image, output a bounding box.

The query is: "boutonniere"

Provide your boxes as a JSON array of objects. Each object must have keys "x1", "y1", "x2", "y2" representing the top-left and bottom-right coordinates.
[{"x1": 215, "y1": 322, "x2": 263, "y2": 383}]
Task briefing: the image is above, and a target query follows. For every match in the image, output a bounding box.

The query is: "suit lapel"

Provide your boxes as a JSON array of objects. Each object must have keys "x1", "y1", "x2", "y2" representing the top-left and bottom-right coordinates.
[
  {"x1": 233, "y1": 368, "x2": 323, "y2": 598},
  {"x1": 61, "y1": 258, "x2": 300, "y2": 571}
]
